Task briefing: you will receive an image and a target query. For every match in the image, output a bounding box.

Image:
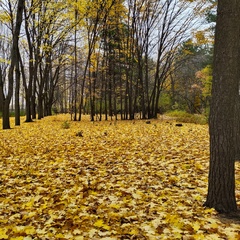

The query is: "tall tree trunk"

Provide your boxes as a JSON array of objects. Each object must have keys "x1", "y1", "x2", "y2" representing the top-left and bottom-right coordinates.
[
  {"x1": 78, "y1": 59, "x2": 89, "y2": 121},
  {"x1": 104, "y1": 69, "x2": 108, "y2": 121},
  {"x1": 31, "y1": 79, "x2": 37, "y2": 119},
  {"x1": 20, "y1": 53, "x2": 32, "y2": 123},
  {"x1": 23, "y1": 6, "x2": 33, "y2": 123},
  {"x1": 99, "y1": 57, "x2": 105, "y2": 121},
  {"x1": 204, "y1": 0, "x2": 240, "y2": 213},
  {"x1": 0, "y1": 66, "x2": 4, "y2": 114},
  {"x1": 73, "y1": 6, "x2": 78, "y2": 121},
  {"x1": 89, "y1": 68, "x2": 94, "y2": 122},
  {"x1": 138, "y1": 62, "x2": 146, "y2": 119},
  {"x1": 15, "y1": 56, "x2": 21, "y2": 126}
]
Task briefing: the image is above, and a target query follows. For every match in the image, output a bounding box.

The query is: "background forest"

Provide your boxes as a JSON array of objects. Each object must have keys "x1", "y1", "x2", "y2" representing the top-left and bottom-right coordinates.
[{"x1": 0, "y1": 0, "x2": 216, "y2": 129}]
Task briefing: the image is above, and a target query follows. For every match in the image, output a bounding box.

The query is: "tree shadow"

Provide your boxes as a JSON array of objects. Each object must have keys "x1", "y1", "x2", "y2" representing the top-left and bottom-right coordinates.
[{"x1": 217, "y1": 209, "x2": 240, "y2": 224}]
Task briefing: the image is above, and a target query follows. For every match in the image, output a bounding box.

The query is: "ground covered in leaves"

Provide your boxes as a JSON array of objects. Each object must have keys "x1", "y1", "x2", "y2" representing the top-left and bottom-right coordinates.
[{"x1": 0, "y1": 114, "x2": 239, "y2": 239}]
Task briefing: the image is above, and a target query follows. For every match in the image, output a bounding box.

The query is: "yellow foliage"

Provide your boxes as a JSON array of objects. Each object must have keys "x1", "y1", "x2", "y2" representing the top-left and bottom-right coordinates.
[
  {"x1": 0, "y1": 11, "x2": 11, "y2": 23},
  {"x1": 24, "y1": 226, "x2": 36, "y2": 235},
  {"x1": 94, "y1": 219, "x2": 111, "y2": 231},
  {"x1": 11, "y1": 237, "x2": 24, "y2": 240},
  {"x1": 0, "y1": 228, "x2": 8, "y2": 239},
  {"x1": 0, "y1": 114, "x2": 239, "y2": 238},
  {"x1": 195, "y1": 31, "x2": 208, "y2": 45}
]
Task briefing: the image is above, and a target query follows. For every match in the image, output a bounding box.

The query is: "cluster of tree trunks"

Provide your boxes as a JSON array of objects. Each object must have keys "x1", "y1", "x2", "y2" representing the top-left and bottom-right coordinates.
[
  {"x1": 0, "y1": 1, "x2": 209, "y2": 128},
  {"x1": 0, "y1": 0, "x2": 24, "y2": 129}
]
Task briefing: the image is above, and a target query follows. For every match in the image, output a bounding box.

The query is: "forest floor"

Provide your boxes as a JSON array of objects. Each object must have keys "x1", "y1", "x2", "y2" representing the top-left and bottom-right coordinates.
[{"x1": 0, "y1": 114, "x2": 239, "y2": 239}]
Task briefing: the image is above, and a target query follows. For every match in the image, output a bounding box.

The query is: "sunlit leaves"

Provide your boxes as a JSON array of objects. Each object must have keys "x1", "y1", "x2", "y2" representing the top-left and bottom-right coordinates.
[
  {"x1": 195, "y1": 30, "x2": 208, "y2": 45},
  {"x1": 0, "y1": 10, "x2": 11, "y2": 23},
  {"x1": 0, "y1": 115, "x2": 239, "y2": 238},
  {"x1": 0, "y1": 228, "x2": 8, "y2": 239}
]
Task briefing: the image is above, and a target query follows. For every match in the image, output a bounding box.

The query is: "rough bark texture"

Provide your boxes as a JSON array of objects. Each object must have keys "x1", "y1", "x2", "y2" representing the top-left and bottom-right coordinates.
[
  {"x1": 235, "y1": 95, "x2": 240, "y2": 161},
  {"x1": 205, "y1": 0, "x2": 240, "y2": 213}
]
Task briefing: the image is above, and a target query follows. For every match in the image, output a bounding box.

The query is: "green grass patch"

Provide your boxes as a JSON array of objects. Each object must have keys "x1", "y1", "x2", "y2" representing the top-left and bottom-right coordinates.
[
  {"x1": 166, "y1": 110, "x2": 208, "y2": 125},
  {"x1": 0, "y1": 110, "x2": 26, "y2": 118},
  {"x1": 61, "y1": 120, "x2": 70, "y2": 129}
]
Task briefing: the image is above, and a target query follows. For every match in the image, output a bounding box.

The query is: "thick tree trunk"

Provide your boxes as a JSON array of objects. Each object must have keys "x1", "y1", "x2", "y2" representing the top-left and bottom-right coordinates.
[
  {"x1": 38, "y1": 96, "x2": 44, "y2": 119},
  {"x1": 204, "y1": 0, "x2": 240, "y2": 213},
  {"x1": 2, "y1": 99, "x2": 11, "y2": 129},
  {"x1": 25, "y1": 94, "x2": 32, "y2": 122},
  {"x1": 0, "y1": 93, "x2": 3, "y2": 114},
  {"x1": 235, "y1": 94, "x2": 240, "y2": 161}
]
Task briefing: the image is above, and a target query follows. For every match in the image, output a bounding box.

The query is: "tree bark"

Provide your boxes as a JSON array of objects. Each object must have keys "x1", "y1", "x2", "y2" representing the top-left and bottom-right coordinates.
[
  {"x1": 0, "y1": 66, "x2": 3, "y2": 114},
  {"x1": 15, "y1": 55, "x2": 21, "y2": 126},
  {"x1": 235, "y1": 95, "x2": 240, "y2": 161},
  {"x1": 204, "y1": 0, "x2": 240, "y2": 213}
]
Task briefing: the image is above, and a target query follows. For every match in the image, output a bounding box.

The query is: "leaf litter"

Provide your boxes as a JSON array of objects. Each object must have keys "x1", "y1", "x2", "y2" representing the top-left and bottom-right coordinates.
[{"x1": 0, "y1": 115, "x2": 239, "y2": 239}]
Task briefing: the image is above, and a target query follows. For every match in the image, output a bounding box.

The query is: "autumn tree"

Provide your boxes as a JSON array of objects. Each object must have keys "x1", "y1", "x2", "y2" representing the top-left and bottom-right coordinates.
[
  {"x1": 77, "y1": 0, "x2": 117, "y2": 121},
  {"x1": 204, "y1": 0, "x2": 240, "y2": 213},
  {"x1": 21, "y1": 0, "x2": 41, "y2": 122},
  {"x1": 168, "y1": 40, "x2": 212, "y2": 113},
  {"x1": 149, "y1": 0, "x2": 205, "y2": 118},
  {"x1": 97, "y1": 0, "x2": 126, "y2": 120},
  {"x1": 128, "y1": 0, "x2": 160, "y2": 119},
  {"x1": 20, "y1": 0, "x2": 74, "y2": 120},
  {"x1": 122, "y1": 0, "x2": 208, "y2": 119},
  {"x1": 0, "y1": 26, "x2": 10, "y2": 115},
  {"x1": 0, "y1": 0, "x2": 24, "y2": 129}
]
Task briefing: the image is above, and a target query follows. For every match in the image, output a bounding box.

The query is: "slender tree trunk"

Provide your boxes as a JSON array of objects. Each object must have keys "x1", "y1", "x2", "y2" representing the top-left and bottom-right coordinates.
[
  {"x1": 15, "y1": 58, "x2": 21, "y2": 126},
  {"x1": 19, "y1": 53, "x2": 32, "y2": 123},
  {"x1": 74, "y1": 7, "x2": 78, "y2": 121},
  {"x1": 108, "y1": 64, "x2": 113, "y2": 119},
  {"x1": 89, "y1": 69, "x2": 94, "y2": 122},
  {"x1": 99, "y1": 57, "x2": 105, "y2": 122},
  {"x1": 0, "y1": 66, "x2": 4, "y2": 114},
  {"x1": 23, "y1": 4, "x2": 37, "y2": 122},
  {"x1": 113, "y1": 69, "x2": 117, "y2": 121},
  {"x1": 104, "y1": 70, "x2": 108, "y2": 121},
  {"x1": 31, "y1": 78, "x2": 36, "y2": 119},
  {"x1": 138, "y1": 61, "x2": 146, "y2": 119},
  {"x1": 204, "y1": 0, "x2": 240, "y2": 213},
  {"x1": 145, "y1": 52, "x2": 150, "y2": 119},
  {"x1": 124, "y1": 73, "x2": 129, "y2": 120},
  {"x1": 79, "y1": 61, "x2": 88, "y2": 121}
]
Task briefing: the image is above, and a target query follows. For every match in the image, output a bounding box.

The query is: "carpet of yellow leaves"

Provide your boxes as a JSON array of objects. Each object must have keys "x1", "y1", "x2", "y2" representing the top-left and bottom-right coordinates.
[{"x1": 0, "y1": 114, "x2": 239, "y2": 239}]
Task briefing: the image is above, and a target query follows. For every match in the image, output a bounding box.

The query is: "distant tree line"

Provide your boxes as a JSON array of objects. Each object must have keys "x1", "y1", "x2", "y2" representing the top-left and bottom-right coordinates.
[{"x1": 0, "y1": 0, "x2": 215, "y2": 129}]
